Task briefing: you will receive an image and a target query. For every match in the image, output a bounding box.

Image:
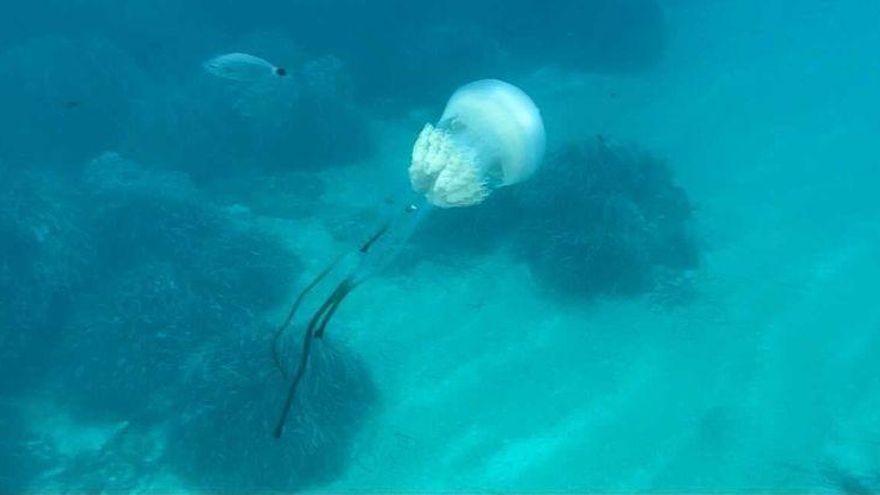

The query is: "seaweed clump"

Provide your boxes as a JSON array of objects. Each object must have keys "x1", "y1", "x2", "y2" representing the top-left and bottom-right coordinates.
[
  {"x1": 164, "y1": 336, "x2": 376, "y2": 492},
  {"x1": 514, "y1": 138, "x2": 698, "y2": 299},
  {"x1": 0, "y1": 165, "x2": 91, "y2": 394}
]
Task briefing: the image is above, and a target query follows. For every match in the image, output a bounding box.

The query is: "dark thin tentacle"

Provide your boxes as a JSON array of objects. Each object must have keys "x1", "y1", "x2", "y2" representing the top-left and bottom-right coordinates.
[
  {"x1": 314, "y1": 280, "x2": 357, "y2": 340},
  {"x1": 359, "y1": 222, "x2": 390, "y2": 253},
  {"x1": 273, "y1": 279, "x2": 352, "y2": 439},
  {"x1": 272, "y1": 253, "x2": 347, "y2": 378}
]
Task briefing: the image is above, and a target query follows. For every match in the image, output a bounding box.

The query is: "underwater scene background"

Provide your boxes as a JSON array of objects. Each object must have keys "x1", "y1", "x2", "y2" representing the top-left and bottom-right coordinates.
[{"x1": 1, "y1": 0, "x2": 879, "y2": 492}]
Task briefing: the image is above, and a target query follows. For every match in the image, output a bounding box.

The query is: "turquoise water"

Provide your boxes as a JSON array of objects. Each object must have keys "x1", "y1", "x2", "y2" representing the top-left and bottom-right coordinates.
[{"x1": 2, "y1": 1, "x2": 879, "y2": 493}]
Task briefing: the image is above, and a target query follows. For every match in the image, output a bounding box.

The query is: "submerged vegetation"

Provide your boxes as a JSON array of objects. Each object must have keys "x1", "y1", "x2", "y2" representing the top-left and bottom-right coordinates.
[
  {"x1": 516, "y1": 138, "x2": 698, "y2": 298},
  {"x1": 0, "y1": 154, "x2": 376, "y2": 492}
]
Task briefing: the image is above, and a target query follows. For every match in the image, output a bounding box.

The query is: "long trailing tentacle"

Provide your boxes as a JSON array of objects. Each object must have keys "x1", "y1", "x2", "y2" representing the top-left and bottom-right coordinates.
[
  {"x1": 273, "y1": 278, "x2": 353, "y2": 439},
  {"x1": 272, "y1": 199, "x2": 428, "y2": 438},
  {"x1": 314, "y1": 279, "x2": 357, "y2": 340},
  {"x1": 358, "y1": 222, "x2": 390, "y2": 254},
  {"x1": 271, "y1": 253, "x2": 347, "y2": 378}
]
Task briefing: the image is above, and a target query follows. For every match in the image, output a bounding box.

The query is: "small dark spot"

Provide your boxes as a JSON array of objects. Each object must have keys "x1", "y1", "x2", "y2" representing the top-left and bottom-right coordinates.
[
  {"x1": 275, "y1": 67, "x2": 287, "y2": 77},
  {"x1": 608, "y1": 91, "x2": 619, "y2": 99},
  {"x1": 63, "y1": 100, "x2": 81, "y2": 109}
]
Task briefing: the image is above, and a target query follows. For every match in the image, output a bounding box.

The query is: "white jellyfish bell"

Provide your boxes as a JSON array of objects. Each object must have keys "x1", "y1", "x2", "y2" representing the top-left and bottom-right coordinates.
[
  {"x1": 271, "y1": 79, "x2": 545, "y2": 439},
  {"x1": 409, "y1": 79, "x2": 546, "y2": 207}
]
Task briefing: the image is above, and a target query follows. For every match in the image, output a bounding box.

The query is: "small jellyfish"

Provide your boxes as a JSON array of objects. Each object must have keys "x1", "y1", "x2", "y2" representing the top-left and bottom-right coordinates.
[{"x1": 203, "y1": 52, "x2": 287, "y2": 83}]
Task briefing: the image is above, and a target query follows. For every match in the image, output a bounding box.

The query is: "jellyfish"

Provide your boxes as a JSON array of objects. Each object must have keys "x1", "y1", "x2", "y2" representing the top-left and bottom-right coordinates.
[
  {"x1": 409, "y1": 79, "x2": 546, "y2": 207},
  {"x1": 272, "y1": 79, "x2": 545, "y2": 438}
]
